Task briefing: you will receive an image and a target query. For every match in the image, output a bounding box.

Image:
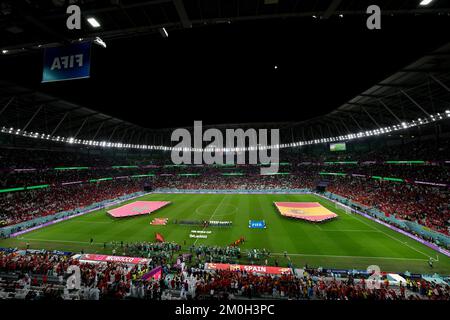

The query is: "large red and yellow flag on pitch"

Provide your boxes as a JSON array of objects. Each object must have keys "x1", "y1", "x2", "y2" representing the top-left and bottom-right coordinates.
[{"x1": 274, "y1": 202, "x2": 337, "y2": 222}]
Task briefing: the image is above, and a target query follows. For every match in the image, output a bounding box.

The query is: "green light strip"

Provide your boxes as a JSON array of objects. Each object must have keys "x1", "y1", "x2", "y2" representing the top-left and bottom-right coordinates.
[
  {"x1": 385, "y1": 161, "x2": 426, "y2": 164},
  {"x1": 178, "y1": 173, "x2": 201, "y2": 176},
  {"x1": 26, "y1": 184, "x2": 50, "y2": 190},
  {"x1": 383, "y1": 177, "x2": 404, "y2": 182},
  {"x1": 372, "y1": 176, "x2": 404, "y2": 182},
  {"x1": 0, "y1": 187, "x2": 25, "y2": 193},
  {"x1": 319, "y1": 173, "x2": 405, "y2": 183},
  {"x1": 222, "y1": 173, "x2": 244, "y2": 176},
  {"x1": 0, "y1": 184, "x2": 50, "y2": 193}
]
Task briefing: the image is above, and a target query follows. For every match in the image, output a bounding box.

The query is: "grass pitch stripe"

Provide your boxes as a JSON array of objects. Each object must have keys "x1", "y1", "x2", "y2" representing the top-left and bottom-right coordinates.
[
  {"x1": 345, "y1": 208, "x2": 433, "y2": 259},
  {"x1": 268, "y1": 252, "x2": 428, "y2": 261},
  {"x1": 18, "y1": 237, "x2": 103, "y2": 245},
  {"x1": 17, "y1": 237, "x2": 431, "y2": 262}
]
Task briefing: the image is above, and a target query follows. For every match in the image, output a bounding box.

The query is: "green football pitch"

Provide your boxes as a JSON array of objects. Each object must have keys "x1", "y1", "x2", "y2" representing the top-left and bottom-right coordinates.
[{"x1": 1, "y1": 193, "x2": 449, "y2": 274}]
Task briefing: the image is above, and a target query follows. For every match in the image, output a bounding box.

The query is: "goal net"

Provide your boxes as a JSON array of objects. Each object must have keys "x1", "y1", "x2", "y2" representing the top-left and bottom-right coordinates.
[{"x1": 335, "y1": 202, "x2": 352, "y2": 214}]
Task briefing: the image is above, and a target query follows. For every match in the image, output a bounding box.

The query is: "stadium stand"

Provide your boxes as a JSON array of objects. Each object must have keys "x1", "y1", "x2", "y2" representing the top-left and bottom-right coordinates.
[
  {"x1": 0, "y1": 249, "x2": 448, "y2": 300},
  {"x1": 0, "y1": 138, "x2": 449, "y2": 238},
  {"x1": 0, "y1": 180, "x2": 143, "y2": 227}
]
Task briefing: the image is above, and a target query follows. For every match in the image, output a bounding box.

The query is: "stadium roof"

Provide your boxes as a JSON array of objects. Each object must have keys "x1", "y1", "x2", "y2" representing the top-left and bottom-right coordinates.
[
  {"x1": 1, "y1": 41, "x2": 449, "y2": 146},
  {"x1": 1, "y1": 0, "x2": 450, "y2": 52},
  {"x1": 1, "y1": 1, "x2": 450, "y2": 148},
  {"x1": 2, "y1": 1, "x2": 450, "y2": 129},
  {"x1": 0, "y1": 80, "x2": 162, "y2": 145},
  {"x1": 282, "y1": 41, "x2": 450, "y2": 140}
]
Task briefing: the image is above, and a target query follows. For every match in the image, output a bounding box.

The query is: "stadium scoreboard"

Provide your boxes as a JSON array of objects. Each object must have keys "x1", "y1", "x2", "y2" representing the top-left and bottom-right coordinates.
[{"x1": 330, "y1": 142, "x2": 346, "y2": 152}]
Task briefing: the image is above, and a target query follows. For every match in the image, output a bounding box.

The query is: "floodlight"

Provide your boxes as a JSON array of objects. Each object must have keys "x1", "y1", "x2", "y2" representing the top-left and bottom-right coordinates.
[
  {"x1": 419, "y1": 0, "x2": 433, "y2": 5},
  {"x1": 87, "y1": 17, "x2": 101, "y2": 28},
  {"x1": 94, "y1": 37, "x2": 107, "y2": 48}
]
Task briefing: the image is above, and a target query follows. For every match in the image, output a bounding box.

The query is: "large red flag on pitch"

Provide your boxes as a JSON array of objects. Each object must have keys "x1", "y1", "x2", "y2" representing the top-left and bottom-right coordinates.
[{"x1": 155, "y1": 232, "x2": 164, "y2": 242}]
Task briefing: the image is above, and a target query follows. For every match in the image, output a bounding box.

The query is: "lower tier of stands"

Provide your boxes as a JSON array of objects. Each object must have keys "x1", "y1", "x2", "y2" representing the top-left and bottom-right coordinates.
[{"x1": 0, "y1": 248, "x2": 448, "y2": 300}]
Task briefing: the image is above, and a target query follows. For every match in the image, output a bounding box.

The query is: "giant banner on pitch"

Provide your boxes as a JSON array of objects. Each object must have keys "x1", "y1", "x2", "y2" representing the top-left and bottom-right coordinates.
[
  {"x1": 42, "y1": 42, "x2": 91, "y2": 82},
  {"x1": 274, "y1": 202, "x2": 337, "y2": 222}
]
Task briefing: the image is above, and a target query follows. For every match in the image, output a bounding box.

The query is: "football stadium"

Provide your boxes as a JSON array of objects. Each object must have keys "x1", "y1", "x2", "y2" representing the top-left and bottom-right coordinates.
[{"x1": 0, "y1": 0, "x2": 450, "y2": 304}]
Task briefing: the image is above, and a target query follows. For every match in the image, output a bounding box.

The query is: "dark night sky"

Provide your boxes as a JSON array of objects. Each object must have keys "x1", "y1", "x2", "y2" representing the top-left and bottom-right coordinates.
[{"x1": 0, "y1": 15, "x2": 449, "y2": 129}]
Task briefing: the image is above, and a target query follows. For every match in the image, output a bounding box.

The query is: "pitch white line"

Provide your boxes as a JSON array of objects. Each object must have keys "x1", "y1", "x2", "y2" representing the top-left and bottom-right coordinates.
[
  {"x1": 18, "y1": 237, "x2": 103, "y2": 245},
  {"x1": 268, "y1": 252, "x2": 428, "y2": 262},
  {"x1": 194, "y1": 203, "x2": 237, "y2": 218},
  {"x1": 316, "y1": 194, "x2": 436, "y2": 259},
  {"x1": 345, "y1": 211, "x2": 433, "y2": 259},
  {"x1": 193, "y1": 195, "x2": 228, "y2": 245},
  {"x1": 318, "y1": 229, "x2": 380, "y2": 233},
  {"x1": 71, "y1": 220, "x2": 112, "y2": 224}
]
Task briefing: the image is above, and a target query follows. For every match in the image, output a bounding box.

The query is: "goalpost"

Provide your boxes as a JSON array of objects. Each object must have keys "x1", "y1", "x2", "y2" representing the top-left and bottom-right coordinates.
[{"x1": 335, "y1": 202, "x2": 353, "y2": 215}]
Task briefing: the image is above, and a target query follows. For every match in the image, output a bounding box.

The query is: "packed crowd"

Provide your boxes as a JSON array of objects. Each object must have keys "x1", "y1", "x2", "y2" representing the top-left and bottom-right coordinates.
[
  {"x1": 2, "y1": 165, "x2": 447, "y2": 192},
  {"x1": 319, "y1": 163, "x2": 449, "y2": 184},
  {"x1": 0, "y1": 250, "x2": 169, "y2": 300},
  {"x1": 327, "y1": 177, "x2": 450, "y2": 235},
  {"x1": 152, "y1": 175, "x2": 316, "y2": 190},
  {"x1": 0, "y1": 180, "x2": 143, "y2": 227},
  {"x1": 0, "y1": 147, "x2": 160, "y2": 169},
  {"x1": 280, "y1": 137, "x2": 450, "y2": 162},
  {"x1": 190, "y1": 269, "x2": 450, "y2": 300},
  {"x1": 0, "y1": 249, "x2": 448, "y2": 300},
  {"x1": 0, "y1": 167, "x2": 148, "y2": 189}
]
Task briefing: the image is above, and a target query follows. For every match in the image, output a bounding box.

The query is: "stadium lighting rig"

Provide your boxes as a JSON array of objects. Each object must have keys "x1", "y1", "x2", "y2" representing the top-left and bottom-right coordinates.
[
  {"x1": 1, "y1": 110, "x2": 449, "y2": 153},
  {"x1": 93, "y1": 37, "x2": 107, "y2": 48},
  {"x1": 159, "y1": 27, "x2": 169, "y2": 38},
  {"x1": 86, "y1": 17, "x2": 101, "y2": 28},
  {"x1": 419, "y1": 0, "x2": 434, "y2": 6}
]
